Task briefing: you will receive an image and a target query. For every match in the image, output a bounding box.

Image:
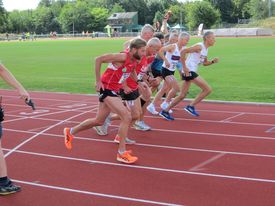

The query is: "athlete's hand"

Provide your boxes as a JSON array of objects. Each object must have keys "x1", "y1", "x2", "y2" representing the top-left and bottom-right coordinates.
[
  {"x1": 183, "y1": 69, "x2": 190, "y2": 77},
  {"x1": 164, "y1": 10, "x2": 172, "y2": 20},
  {"x1": 211, "y1": 57, "x2": 219, "y2": 64},
  {"x1": 164, "y1": 60, "x2": 170, "y2": 68},
  {"x1": 123, "y1": 86, "x2": 132, "y2": 94},
  {"x1": 95, "y1": 81, "x2": 104, "y2": 92},
  {"x1": 149, "y1": 78, "x2": 160, "y2": 87},
  {"x1": 137, "y1": 81, "x2": 148, "y2": 94},
  {"x1": 18, "y1": 88, "x2": 30, "y2": 101}
]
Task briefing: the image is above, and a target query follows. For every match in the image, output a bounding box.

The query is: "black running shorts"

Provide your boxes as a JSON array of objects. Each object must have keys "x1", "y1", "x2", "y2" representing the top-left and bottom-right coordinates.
[
  {"x1": 99, "y1": 88, "x2": 119, "y2": 102},
  {"x1": 119, "y1": 89, "x2": 140, "y2": 101},
  {"x1": 182, "y1": 71, "x2": 199, "y2": 81},
  {"x1": 161, "y1": 67, "x2": 175, "y2": 79}
]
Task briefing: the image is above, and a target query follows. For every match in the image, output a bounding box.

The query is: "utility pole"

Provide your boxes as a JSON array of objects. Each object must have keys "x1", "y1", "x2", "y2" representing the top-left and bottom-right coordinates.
[
  {"x1": 268, "y1": 0, "x2": 272, "y2": 17},
  {"x1": 180, "y1": 9, "x2": 182, "y2": 31}
]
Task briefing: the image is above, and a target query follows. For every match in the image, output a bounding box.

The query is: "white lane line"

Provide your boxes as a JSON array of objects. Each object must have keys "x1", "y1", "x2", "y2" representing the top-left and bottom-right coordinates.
[
  {"x1": 12, "y1": 179, "x2": 183, "y2": 206},
  {"x1": 6, "y1": 110, "x2": 275, "y2": 128},
  {"x1": 266, "y1": 127, "x2": 275, "y2": 133},
  {"x1": 28, "y1": 125, "x2": 56, "y2": 132},
  {"x1": 2, "y1": 93, "x2": 275, "y2": 116},
  {"x1": 4, "y1": 100, "x2": 275, "y2": 127},
  {"x1": 4, "y1": 128, "x2": 275, "y2": 159},
  {"x1": 0, "y1": 94, "x2": 98, "y2": 104},
  {"x1": 4, "y1": 108, "x2": 96, "y2": 158},
  {"x1": 189, "y1": 153, "x2": 226, "y2": 172},
  {"x1": 220, "y1": 113, "x2": 245, "y2": 122},
  {"x1": 7, "y1": 149, "x2": 275, "y2": 184},
  {"x1": 152, "y1": 127, "x2": 275, "y2": 141},
  {"x1": 4, "y1": 104, "x2": 98, "y2": 124},
  {"x1": 149, "y1": 114, "x2": 275, "y2": 127},
  {"x1": 4, "y1": 102, "x2": 97, "y2": 114}
]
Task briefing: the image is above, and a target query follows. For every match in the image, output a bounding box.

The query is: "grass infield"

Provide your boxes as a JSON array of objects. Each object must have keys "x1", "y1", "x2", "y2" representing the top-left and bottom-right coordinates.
[{"x1": 0, "y1": 37, "x2": 274, "y2": 103}]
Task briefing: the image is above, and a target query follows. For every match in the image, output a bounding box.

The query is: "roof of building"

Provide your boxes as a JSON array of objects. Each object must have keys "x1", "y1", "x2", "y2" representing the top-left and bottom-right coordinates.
[{"x1": 108, "y1": 12, "x2": 138, "y2": 20}]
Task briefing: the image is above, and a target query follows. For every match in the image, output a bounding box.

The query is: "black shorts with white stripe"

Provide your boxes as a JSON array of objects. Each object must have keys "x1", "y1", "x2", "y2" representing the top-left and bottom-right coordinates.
[{"x1": 182, "y1": 71, "x2": 199, "y2": 81}]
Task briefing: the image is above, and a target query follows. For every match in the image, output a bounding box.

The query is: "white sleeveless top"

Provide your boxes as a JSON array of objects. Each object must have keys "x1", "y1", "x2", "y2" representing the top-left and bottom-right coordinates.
[
  {"x1": 186, "y1": 42, "x2": 208, "y2": 72},
  {"x1": 162, "y1": 43, "x2": 182, "y2": 71}
]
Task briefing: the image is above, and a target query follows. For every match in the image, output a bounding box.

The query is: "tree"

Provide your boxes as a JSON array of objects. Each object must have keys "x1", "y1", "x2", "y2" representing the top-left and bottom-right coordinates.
[
  {"x1": 34, "y1": 6, "x2": 60, "y2": 33},
  {"x1": 51, "y1": 0, "x2": 67, "y2": 17},
  {"x1": 205, "y1": 0, "x2": 235, "y2": 23},
  {"x1": 186, "y1": 1, "x2": 220, "y2": 30},
  {"x1": 0, "y1": 0, "x2": 8, "y2": 33},
  {"x1": 110, "y1": 3, "x2": 125, "y2": 13},
  {"x1": 38, "y1": 0, "x2": 53, "y2": 7},
  {"x1": 90, "y1": 7, "x2": 109, "y2": 31},
  {"x1": 120, "y1": 0, "x2": 149, "y2": 24},
  {"x1": 232, "y1": 0, "x2": 251, "y2": 21},
  {"x1": 249, "y1": 0, "x2": 269, "y2": 19},
  {"x1": 58, "y1": 1, "x2": 93, "y2": 33},
  {"x1": 146, "y1": 0, "x2": 178, "y2": 25},
  {"x1": 167, "y1": 3, "x2": 188, "y2": 26},
  {"x1": 8, "y1": 10, "x2": 35, "y2": 33}
]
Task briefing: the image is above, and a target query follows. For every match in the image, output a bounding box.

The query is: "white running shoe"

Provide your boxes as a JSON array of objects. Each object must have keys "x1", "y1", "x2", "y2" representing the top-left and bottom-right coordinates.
[
  {"x1": 93, "y1": 114, "x2": 111, "y2": 136},
  {"x1": 160, "y1": 101, "x2": 169, "y2": 110},
  {"x1": 93, "y1": 126, "x2": 107, "y2": 136},
  {"x1": 134, "y1": 121, "x2": 151, "y2": 131},
  {"x1": 146, "y1": 103, "x2": 158, "y2": 115},
  {"x1": 160, "y1": 101, "x2": 173, "y2": 113}
]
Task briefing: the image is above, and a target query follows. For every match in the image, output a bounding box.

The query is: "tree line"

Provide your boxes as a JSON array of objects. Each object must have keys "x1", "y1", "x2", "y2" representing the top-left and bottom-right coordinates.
[{"x1": 0, "y1": 0, "x2": 274, "y2": 34}]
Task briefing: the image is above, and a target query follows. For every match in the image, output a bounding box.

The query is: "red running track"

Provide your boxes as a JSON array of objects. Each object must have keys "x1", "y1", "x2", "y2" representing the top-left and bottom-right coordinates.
[{"x1": 0, "y1": 89, "x2": 275, "y2": 206}]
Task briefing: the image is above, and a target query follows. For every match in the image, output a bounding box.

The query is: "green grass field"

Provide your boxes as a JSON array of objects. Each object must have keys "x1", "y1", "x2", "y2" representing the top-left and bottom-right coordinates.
[{"x1": 0, "y1": 37, "x2": 274, "y2": 103}]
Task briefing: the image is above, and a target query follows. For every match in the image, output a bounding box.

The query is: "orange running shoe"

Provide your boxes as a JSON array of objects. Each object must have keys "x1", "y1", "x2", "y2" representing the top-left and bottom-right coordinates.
[
  {"x1": 117, "y1": 151, "x2": 138, "y2": 164},
  {"x1": 64, "y1": 128, "x2": 74, "y2": 150}
]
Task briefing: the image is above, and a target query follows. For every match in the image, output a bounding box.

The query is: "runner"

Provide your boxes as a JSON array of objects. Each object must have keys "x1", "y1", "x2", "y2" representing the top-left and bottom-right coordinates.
[
  {"x1": 64, "y1": 38, "x2": 147, "y2": 164},
  {"x1": 160, "y1": 31, "x2": 219, "y2": 120}
]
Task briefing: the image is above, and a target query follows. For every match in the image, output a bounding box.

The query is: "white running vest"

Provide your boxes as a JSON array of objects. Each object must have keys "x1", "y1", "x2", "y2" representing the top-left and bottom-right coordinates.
[
  {"x1": 162, "y1": 43, "x2": 182, "y2": 72},
  {"x1": 186, "y1": 42, "x2": 208, "y2": 72}
]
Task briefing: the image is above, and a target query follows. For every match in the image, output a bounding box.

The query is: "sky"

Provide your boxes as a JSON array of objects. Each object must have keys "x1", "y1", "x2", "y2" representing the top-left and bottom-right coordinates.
[
  {"x1": 2, "y1": 0, "x2": 40, "y2": 11},
  {"x1": 2, "y1": 0, "x2": 197, "y2": 12}
]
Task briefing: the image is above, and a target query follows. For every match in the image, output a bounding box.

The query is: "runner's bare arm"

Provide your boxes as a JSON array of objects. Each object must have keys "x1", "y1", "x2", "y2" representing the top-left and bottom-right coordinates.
[
  {"x1": 180, "y1": 45, "x2": 202, "y2": 75},
  {"x1": 158, "y1": 44, "x2": 175, "y2": 68},
  {"x1": 95, "y1": 53, "x2": 127, "y2": 91},
  {"x1": 0, "y1": 63, "x2": 30, "y2": 101},
  {"x1": 203, "y1": 57, "x2": 219, "y2": 66}
]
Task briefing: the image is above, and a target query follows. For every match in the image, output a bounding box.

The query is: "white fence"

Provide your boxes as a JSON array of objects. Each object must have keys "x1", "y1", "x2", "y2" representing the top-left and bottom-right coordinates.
[
  {"x1": 0, "y1": 32, "x2": 140, "y2": 41},
  {"x1": 204, "y1": 28, "x2": 273, "y2": 37}
]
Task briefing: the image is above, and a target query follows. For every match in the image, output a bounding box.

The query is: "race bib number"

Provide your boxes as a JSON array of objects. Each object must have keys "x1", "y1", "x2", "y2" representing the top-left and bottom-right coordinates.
[{"x1": 118, "y1": 73, "x2": 130, "y2": 84}]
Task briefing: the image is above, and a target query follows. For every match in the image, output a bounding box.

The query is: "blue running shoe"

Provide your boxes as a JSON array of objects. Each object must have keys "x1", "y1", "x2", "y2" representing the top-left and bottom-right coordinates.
[
  {"x1": 184, "y1": 105, "x2": 199, "y2": 116},
  {"x1": 159, "y1": 110, "x2": 174, "y2": 120}
]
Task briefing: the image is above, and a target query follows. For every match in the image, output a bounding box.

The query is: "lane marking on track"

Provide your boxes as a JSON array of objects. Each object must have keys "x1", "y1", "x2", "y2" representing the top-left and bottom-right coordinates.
[
  {"x1": 266, "y1": 126, "x2": 275, "y2": 133},
  {"x1": 189, "y1": 153, "x2": 226, "y2": 172},
  {"x1": 58, "y1": 103, "x2": 88, "y2": 108},
  {"x1": 12, "y1": 179, "x2": 183, "y2": 206},
  {"x1": 220, "y1": 113, "x2": 245, "y2": 122},
  {"x1": 20, "y1": 109, "x2": 49, "y2": 116},
  {"x1": 2, "y1": 94, "x2": 275, "y2": 116},
  {"x1": 4, "y1": 128, "x2": 275, "y2": 159},
  {"x1": 4, "y1": 104, "x2": 98, "y2": 124},
  {"x1": 6, "y1": 149, "x2": 275, "y2": 184},
  {"x1": 4, "y1": 107, "x2": 97, "y2": 158}
]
